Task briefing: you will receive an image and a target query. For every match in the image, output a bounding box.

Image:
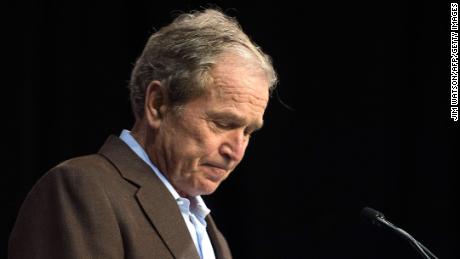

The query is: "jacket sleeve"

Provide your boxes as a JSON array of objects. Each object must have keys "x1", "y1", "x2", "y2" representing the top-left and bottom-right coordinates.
[{"x1": 9, "y1": 163, "x2": 124, "y2": 259}]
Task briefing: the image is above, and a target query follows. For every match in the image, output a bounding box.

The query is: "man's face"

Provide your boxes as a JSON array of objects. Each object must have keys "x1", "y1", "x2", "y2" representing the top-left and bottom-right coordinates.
[{"x1": 150, "y1": 54, "x2": 269, "y2": 197}]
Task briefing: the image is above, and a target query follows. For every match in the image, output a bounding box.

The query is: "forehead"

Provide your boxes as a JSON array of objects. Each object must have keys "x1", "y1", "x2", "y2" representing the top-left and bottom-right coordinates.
[
  {"x1": 202, "y1": 54, "x2": 270, "y2": 122},
  {"x1": 208, "y1": 53, "x2": 270, "y2": 102}
]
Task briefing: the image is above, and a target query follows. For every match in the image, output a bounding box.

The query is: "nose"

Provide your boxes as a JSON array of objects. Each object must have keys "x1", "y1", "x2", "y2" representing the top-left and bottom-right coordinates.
[{"x1": 219, "y1": 129, "x2": 248, "y2": 163}]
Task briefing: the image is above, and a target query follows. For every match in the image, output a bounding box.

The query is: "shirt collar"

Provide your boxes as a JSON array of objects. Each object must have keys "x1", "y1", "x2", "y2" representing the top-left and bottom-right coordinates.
[{"x1": 119, "y1": 129, "x2": 211, "y2": 221}]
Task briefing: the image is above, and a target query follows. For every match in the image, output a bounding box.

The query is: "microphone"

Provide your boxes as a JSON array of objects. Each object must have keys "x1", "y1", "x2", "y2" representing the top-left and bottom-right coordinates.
[{"x1": 361, "y1": 207, "x2": 439, "y2": 259}]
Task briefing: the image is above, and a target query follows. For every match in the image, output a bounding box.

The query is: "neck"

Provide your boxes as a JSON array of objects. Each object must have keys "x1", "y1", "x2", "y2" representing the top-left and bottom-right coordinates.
[{"x1": 130, "y1": 119, "x2": 148, "y2": 147}]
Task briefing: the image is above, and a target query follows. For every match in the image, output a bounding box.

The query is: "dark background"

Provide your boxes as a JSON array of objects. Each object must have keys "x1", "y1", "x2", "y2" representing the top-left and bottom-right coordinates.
[{"x1": 3, "y1": 1, "x2": 458, "y2": 258}]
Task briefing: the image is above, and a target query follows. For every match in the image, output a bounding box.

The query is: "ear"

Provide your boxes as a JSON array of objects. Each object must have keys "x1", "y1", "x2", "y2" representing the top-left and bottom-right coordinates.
[{"x1": 144, "y1": 80, "x2": 168, "y2": 129}]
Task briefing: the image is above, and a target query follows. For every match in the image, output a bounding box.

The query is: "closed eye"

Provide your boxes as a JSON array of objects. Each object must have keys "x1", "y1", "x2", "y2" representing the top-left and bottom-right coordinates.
[
  {"x1": 206, "y1": 110, "x2": 264, "y2": 136},
  {"x1": 214, "y1": 120, "x2": 239, "y2": 130},
  {"x1": 214, "y1": 120, "x2": 260, "y2": 138}
]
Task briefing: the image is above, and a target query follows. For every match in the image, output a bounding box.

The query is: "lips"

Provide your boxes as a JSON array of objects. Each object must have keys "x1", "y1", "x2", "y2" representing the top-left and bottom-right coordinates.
[
  {"x1": 205, "y1": 162, "x2": 230, "y2": 171},
  {"x1": 202, "y1": 163, "x2": 230, "y2": 181}
]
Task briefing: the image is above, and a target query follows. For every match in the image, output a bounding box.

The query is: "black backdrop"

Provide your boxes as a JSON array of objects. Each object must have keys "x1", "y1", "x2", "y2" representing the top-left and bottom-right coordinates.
[{"x1": 3, "y1": 1, "x2": 458, "y2": 258}]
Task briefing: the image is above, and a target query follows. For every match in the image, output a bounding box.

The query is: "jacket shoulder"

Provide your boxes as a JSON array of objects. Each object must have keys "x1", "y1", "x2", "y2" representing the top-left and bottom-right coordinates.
[
  {"x1": 9, "y1": 153, "x2": 126, "y2": 258},
  {"x1": 39, "y1": 154, "x2": 117, "y2": 186}
]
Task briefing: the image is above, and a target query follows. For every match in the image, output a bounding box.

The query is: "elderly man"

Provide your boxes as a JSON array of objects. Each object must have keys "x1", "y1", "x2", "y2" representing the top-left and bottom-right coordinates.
[{"x1": 9, "y1": 9, "x2": 277, "y2": 259}]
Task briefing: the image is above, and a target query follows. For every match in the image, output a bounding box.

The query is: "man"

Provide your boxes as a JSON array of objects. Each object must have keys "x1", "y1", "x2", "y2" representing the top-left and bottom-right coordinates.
[{"x1": 9, "y1": 9, "x2": 277, "y2": 259}]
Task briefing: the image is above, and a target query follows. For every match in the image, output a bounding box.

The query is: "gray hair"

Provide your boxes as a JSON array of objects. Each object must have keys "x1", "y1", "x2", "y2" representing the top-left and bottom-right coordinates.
[{"x1": 128, "y1": 8, "x2": 278, "y2": 118}]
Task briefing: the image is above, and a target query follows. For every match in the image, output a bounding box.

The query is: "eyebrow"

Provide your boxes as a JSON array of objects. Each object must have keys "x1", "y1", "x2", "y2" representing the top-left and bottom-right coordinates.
[{"x1": 207, "y1": 111, "x2": 264, "y2": 131}]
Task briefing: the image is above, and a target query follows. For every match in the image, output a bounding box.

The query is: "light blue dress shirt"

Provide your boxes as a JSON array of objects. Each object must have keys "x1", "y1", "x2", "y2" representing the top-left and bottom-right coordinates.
[{"x1": 119, "y1": 130, "x2": 216, "y2": 259}]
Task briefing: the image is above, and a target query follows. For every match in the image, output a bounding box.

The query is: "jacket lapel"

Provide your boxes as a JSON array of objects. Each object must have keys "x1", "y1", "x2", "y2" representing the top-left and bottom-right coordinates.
[
  {"x1": 98, "y1": 135, "x2": 200, "y2": 259},
  {"x1": 206, "y1": 216, "x2": 232, "y2": 259}
]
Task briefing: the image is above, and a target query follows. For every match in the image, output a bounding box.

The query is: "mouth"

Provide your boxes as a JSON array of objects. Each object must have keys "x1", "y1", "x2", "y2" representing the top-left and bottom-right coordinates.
[{"x1": 202, "y1": 163, "x2": 230, "y2": 181}]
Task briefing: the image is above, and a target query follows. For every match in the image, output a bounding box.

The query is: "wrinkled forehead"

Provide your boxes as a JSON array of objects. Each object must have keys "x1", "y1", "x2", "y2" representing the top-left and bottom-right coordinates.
[{"x1": 205, "y1": 55, "x2": 270, "y2": 114}]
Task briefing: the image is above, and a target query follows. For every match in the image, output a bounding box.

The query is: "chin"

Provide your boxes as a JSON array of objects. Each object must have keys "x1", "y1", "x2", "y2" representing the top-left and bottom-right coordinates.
[
  {"x1": 178, "y1": 173, "x2": 224, "y2": 197},
  {"x1": 192, "y1": 180, "x2": 220, "y2": 196}
]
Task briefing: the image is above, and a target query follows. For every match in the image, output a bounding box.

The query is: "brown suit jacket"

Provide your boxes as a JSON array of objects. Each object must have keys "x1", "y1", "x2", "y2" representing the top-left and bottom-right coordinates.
[{"x1": 9, "y1": 136, "x2": 232, "y2": 259}]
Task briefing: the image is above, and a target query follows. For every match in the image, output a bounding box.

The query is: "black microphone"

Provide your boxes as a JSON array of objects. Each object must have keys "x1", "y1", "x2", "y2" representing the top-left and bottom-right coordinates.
[{"x1": 361, "y1": 207, "x2": 439, "y2": 259}]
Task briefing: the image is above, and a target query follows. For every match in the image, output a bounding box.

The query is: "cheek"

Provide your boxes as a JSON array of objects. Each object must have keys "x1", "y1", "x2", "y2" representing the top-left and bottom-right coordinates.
[
  {"x1": 170, "y1": 130, "x2": 215, "y2": 166},
  {"x1": 187, "y1": 139, "x2": 220, "y2": 166},
  {"x1": 201, "y1": 133, "x2": 225, "y2": 154},
  {"x1": 164, "y1": 115, "x2": 222, "y2": 165},
  {"x1": 186, "y1": 138, "x2": 223, "y2": 170}
]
